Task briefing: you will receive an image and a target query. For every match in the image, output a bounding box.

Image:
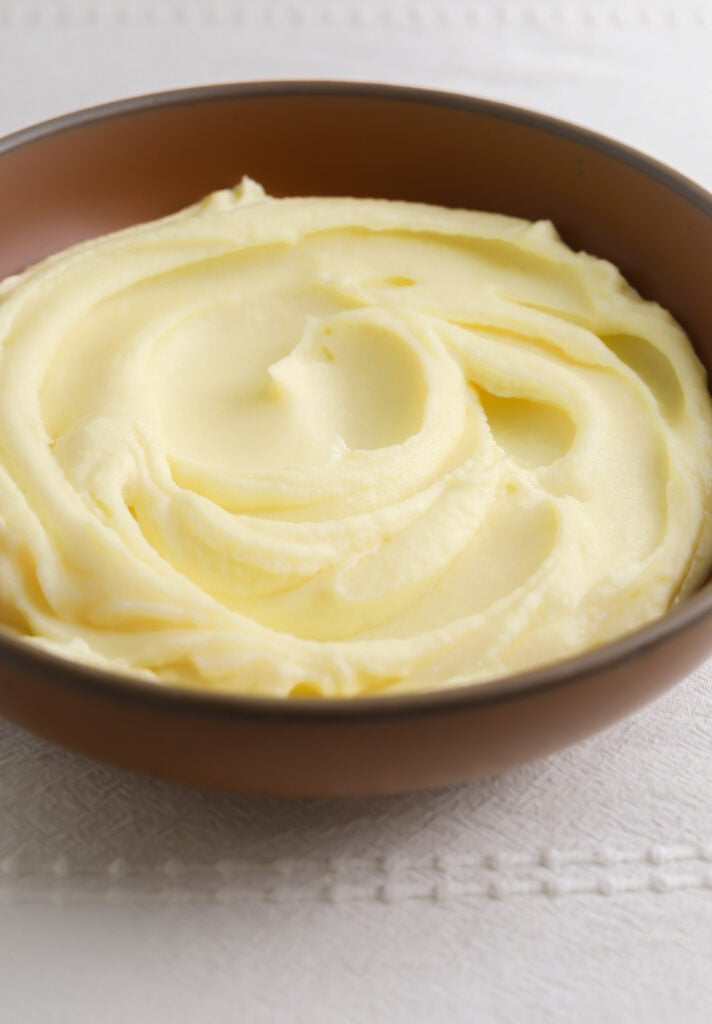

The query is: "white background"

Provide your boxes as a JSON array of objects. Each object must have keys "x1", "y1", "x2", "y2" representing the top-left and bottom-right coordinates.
[{"x1": 0, "y1": 2, "x2": 711, "y2": 1021}]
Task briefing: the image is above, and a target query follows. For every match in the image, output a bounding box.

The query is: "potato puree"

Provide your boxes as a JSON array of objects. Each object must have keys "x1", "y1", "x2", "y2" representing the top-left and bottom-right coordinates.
[{"x1": 1, "y1": 178, "x2": 711, "y2": 697}]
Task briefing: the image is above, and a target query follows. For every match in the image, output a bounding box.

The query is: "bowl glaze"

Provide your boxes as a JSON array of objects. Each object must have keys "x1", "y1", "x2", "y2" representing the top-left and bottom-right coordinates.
[{"x1": 0, "y1": 82, "x2": 711, "y2": 796}]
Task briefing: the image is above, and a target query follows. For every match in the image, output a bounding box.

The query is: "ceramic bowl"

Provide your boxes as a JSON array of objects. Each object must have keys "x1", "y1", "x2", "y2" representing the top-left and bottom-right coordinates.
[{"x1": 1, "y1": 82, "x2": 711, "y2": 796}]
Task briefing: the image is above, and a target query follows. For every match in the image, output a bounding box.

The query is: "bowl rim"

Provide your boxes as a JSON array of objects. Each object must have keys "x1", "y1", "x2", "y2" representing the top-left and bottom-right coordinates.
[
  {"x1": 2, "y1": 78, "x2": 712, "y2": 217},
  {"x1": 1, "y1": 78, "x2": 711, "y2": 725}
]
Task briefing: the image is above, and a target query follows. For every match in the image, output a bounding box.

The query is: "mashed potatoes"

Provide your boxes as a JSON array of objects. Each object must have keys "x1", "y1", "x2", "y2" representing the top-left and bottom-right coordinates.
[{"x1": 0, "y1": 178, "x2": 711, "y2": 696}]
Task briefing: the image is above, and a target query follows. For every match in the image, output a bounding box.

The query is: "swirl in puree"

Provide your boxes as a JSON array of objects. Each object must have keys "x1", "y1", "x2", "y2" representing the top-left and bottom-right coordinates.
[{"x1": 0, "y1": 178, "x2": 711, "y2": 697}]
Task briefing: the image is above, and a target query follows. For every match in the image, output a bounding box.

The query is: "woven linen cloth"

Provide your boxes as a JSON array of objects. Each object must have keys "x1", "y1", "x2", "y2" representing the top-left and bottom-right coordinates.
[{"x1": 0, "y1": 3, "x2": 710, "y2": 1021}]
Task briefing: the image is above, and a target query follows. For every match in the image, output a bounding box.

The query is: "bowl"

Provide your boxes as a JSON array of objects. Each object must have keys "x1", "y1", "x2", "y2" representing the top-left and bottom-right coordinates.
[{"x1": 0, "y1": 81, "x2": 711, "y2": 797}]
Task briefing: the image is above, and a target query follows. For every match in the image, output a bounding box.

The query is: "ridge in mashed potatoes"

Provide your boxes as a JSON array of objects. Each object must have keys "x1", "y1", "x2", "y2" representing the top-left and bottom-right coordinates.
[{"x1": 0, "y1": 177, "x2": 711, "y2": 697}]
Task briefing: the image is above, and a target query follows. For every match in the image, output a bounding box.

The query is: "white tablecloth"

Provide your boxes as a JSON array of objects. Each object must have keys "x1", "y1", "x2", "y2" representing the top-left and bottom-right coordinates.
[{"x1": 0, "y1": 3, "x2": 711, "y2": 1021}]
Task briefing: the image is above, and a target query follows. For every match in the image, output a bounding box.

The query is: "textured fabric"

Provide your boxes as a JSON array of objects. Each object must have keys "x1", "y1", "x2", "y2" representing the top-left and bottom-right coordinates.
[{"x1": 0, "y1": 2, "x2": 711, "y2": 1021}]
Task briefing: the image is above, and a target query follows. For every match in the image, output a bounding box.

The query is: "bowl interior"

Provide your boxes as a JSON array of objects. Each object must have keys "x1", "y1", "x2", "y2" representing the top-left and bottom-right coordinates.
[
  {"x1": 1, "y1": 84, "x2": 711, "y2": 347},
  {"x1": 1, "y1": 81, "x2": 712, "y2": 702}
]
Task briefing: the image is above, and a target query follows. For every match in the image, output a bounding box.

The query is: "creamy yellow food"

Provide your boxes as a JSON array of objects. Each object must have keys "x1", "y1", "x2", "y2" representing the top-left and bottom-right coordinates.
[{"x1": 0, "y1": 178, "x2": 711, "y2": 697}]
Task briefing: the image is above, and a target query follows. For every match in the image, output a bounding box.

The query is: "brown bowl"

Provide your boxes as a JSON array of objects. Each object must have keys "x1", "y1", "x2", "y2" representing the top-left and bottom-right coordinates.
[{"x1": 1, "y1": 82, "x2": 711, "y2": 797}]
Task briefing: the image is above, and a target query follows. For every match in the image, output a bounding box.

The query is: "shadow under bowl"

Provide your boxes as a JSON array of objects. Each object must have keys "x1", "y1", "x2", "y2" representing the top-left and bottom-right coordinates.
[{"x1": 0, "y1": 81, "x2": 711, "y2": 796}]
